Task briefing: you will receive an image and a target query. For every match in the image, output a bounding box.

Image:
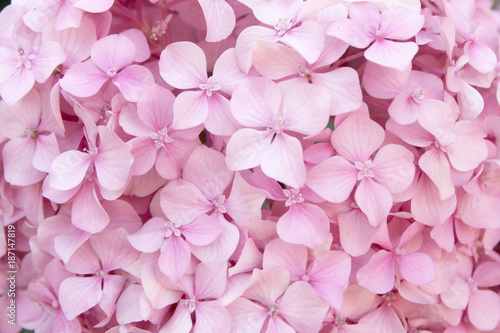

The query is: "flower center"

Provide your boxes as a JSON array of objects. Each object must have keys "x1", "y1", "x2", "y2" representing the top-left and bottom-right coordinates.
[
  {"x1": 266, "y1": 116, "x2": 284, "y2": 135},
  {"x1": 334, "y1": 317, "x2": 346, "y2": 329},
  {"x1": 354, "y1": 160, "x2": 375, "y2": 180},
  {"x1": 265, "y1": 303, "x2": 279, "y2": 318},
  {"x1": 164, "y1": 220, "x2": 182, "y2": 238},
  {"x1": 212, "y1": 195, "x2": 226, "y2": 213},
  {"x1": 301, "y1": 274, "x2": 310, "y2": 282},
  {"x1": 183, "y1": 297, "x2": 196, "y2": 313},
  {"x1": 51, "y1": 300, "x2": 59, "y2": 309},
  {"x1": 199, "y1": 76, "x2": 221, "y2": 97},
  {"x1": 150, "y1": 127, "x2": 173, "y2": 149},
  {"x1": 382, "y1": 291, "x2": 396, "y2": 305},
  {"x1": 275, "y1": 18, "x2": 292, "y2": 35},
  {"x1": 467, "y1": 277, "x2": 478, "y2": 293},
  {"x1": 24, "y1": 126, "x2": 38, "y2": 138},
  {"x1": 107, "y1": 68, "x2": 117, "y2": 78},
  {"x1": 283, "y1": 188, "x2": 304, "y2": 206},
  {"x1": 412, "y1": 89, "x2": 424, "y2": 101},
  {"x1": 17, "y1": 49, "x2": 35, "y2": 70},
  {"x1": 84, "y1": 146, "x2": 99, "y2": 157},
  {"x1": 434, "y1": 140, "x2": 447, "y2": 152}
]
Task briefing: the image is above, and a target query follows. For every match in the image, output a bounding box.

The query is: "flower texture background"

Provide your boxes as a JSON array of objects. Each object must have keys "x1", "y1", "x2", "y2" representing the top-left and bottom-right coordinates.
[{"x1": 0, "y1": 0, "x2": 500, "y2": 333}]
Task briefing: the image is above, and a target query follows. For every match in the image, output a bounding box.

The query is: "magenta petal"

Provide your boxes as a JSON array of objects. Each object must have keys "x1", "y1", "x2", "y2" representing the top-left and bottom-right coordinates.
[
  {"x1": 181, "y1": 214, "x2": 222, "y2": 247},
  {"x1": 355, "y1": 178, "x2": 393, "y2": 227},
  {"x1": 276, "y1": 203, "x2": 329, "y2": 249},
  {"x1": 158, "y1": 236, "x2": 191, "y2": 281},
  {"x1": 71, "y1": 181, "x2": 110, "y2": 233},
  {"x1": 397, "y1": 252, "x2": 437, "y2": 286},
  {"x1": 112, "y1": 65, "x2": 155, "y2": 102},
  {"x1": 279, "y1": 281, "x2": 329, "y2": 333},
  {"x1": 59, "y1": 61, "x2": 107, "y2": 97},
  {"x1": 261, "y1": 133, "x2": 307, "y2": 188},
  {"x1": 356, "y1": 250, "x2": 395, "y2": 294},
  {"x1": 59, "y1": 276, "x2": 102, "y2": 320},
  {"x1": 198, "y1": 0, "x2": 235, "y2": 42},
  {"x1": 127, "y1": 217, "x2": 167, "y2": 253}
]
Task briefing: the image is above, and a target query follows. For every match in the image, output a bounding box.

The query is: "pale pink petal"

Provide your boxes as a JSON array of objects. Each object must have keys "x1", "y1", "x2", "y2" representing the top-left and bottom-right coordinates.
[
  {"x1": 230, "y1": 77, "x2": 281, "y2": 128},
  {"x1": 181, "y1": 214, "x2": 222, "y2": 247},
  {"x1": 160, "y1": 184, "x2": 212, "y2": 223},
  {"x1": 59, "y1": 61, "x2": 107, "y2": 97},
  {"x1": 261, "y1": 133, "x2": 307, "y2": 188},
  {"x1": 312, "y1": 68, "x2": 363, "y2": 116},
  {"x1": 90, "y1": 228, "x2": 138, "y2": 271},
  {"x1": 234, "y1": 25, "x2": 277, "y2": 73},
  {"x1": 33, "y1": 133, "x2": 60, "y2": 172},
  {"x1": 262, "y1": 238, "x2": 307, "y2": 281},
  {"x1": 228, "y1": 238, "x2": 263, "y2": 277},
  {"x1": 159, "y1": 42, "x2": 207, "y2": 89},
  {"x1": 129, "y1": 137, "x2": 157, "y2": 176},
  {"x1": 119, "y1": 103, "x2": 153, "y2": 137},
  {"x1": 337, "y1": 209, "x2": 377, "y2": 257},
  {"x1": 358, "y1": 304, "x2": 406, "y2": 333},
  {"x1": 204, "y1": 93, "x2": 241, "y2": 136},
  {"x1": 59, "y1": 276, "x2": 102, "y2": 320},
  {"x1": 47, "y1": 150, "x2": 91, "y2": 190},
  {"x1": 71, "y1": 181, "x2": 109, "y2": 233},
  {"x1": 54, "y1": 1, "x2": 82, "y2": 30},
  {"x1": 418, "y1": 148, "x2": 455, "y2": 200},
  {"x1": 331, "y1": 112, "x2": 385, "y2": 163},
  {"x1": 172, "y1": 91, "x2": 209, "y2": 130},
  {"x1": 54, "y1": 227, "x2": 91, "y2": 264},
  {"x1": 417, "y1": 99, "x2": 457, "y2": 138},
  {"x1": 281, "y1": 84, "x2": 330, "y2": 135},
  {"x1": 99, "y1": 274, "x2": 126, "y2": 317},
  {"x1": 279, "y1": 281, "x2": 329, "y2": 333},
  {"x1": 127, "y1": 217, "x2": 166, "y2": 253},
  {"x1": 30, "y1": 41, "x2": 66, "y2": 83},
  {"x1": 91, "y1": 34, "x2": 135, "y2": 72},
  {"x1": 464, "y1": 41, "x2": 497, "y2": 74},
  {"x1": 308, "y1": 251, "x2": 351, "y2": 310},
  {"x1": 158, "y1": 236, "x2": 191, "y2": 281},
  {"x1": 243, "y1": 267, "x2": 290, "y2": 305},
  {"x1": 267, "y1": 317, "x2": 295, "y2": 333},
  {"x1": 195, "y1": 262, "x2": 227, "y2": 299},
  {"x1": 226, "y1": 128, "x2": 272, "y2": 171},
  {"x1": 73, "y1": 0, "x2": 114, "y2": 12},
  {"x1": 457, "y1": 83, "x2": 484, "y2": 120},
  {"x1": 199, "y1": 0, "x2": 235, "y2": 42},
  {"x1": 365, "y1": 40, "x2": 418, "y2": 72},
  {"x1": 64, "y1": 242, "x2": 100, "y2": 274},
  {"x1": 379, "y1": 6, "x2": 424, "y2": 40},
  {"x1": 212, "y1": 48, "x2": 246, "y2": 94},
  {"x1": 281, "y1": 20, "x2": 324, "y2": 64},
  {"x1": 355, "y1": 178, "x2": 393, "y2": 227},
  {"x1": 193, "y1": 301, "x2": 231, "y2": 333},
  {"x1": 116, "y1": 284, "x2": 146, "y2": 324},
  {"x1": 363, "y1": 62, "x2": 410, "y2": 99},
  {"x1": 251, "y1": 0, "x2": 302, "y2": 26},
  {"x1": 388, "y1": 89, "x2": 420, "y2": 124},
  {"x1": 226, "y1": 297, "x2": 267, "y2": 333},
  {"x1": 112, "y1": 65, "x2": 155, "y2": 102},
  {"x1": 306, "y1": 156, "x2": 358, "y2": 203},
  {"x1": 225, "y1": 173, "x2": 266, "y2": 224},
  {"x1": 252, "y1": 41, "x2": 304, "y2": 80},
  {"x1": 2, "y1": 138, "x2": 45, "y2": 186},
  {"x1": 141, "y1": 260, "x2": 183, "y2": 310},
  {"x1": 327, "y1": 18, "x2": 374, "y2": 49},
  {"x1": 159, "y1": 303, "x2": 192, "y2": 333},
  {"x1": 276, "y1": 203, "x2": 329, "y2": 249},
  {"x1": 356, "y1": 250, "x2": 395, "y2": 294},
  {"x1": 440, "y1": 278, "x2": 470, "y2": 310},
  {"x1": 446, "y1": 121, "x2": 488, "y2": 172},
  {"x1": 1, "y1": 66, "x2": 35, "y2": 105},
  {"x1": 120, "y1": 28, "x2": 151, "y2": 62},
  {"x1": 155, "y1": 138, "x2": 199, "y2": 180},
  {"x1": 468, "y1": 290, "x2": 500, "y2": 331},
  {"x1": 372, "y1": 144, "x2": 415, "y2": 194},
  {"x1": 397, "y1": 252, "x2": 437, "y2": 286}
]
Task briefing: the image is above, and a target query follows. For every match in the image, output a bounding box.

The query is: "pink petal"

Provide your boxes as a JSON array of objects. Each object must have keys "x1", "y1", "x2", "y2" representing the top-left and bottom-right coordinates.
[
  {"x1": 204, "y1": 93, "x2": 241, "y2": 136},
  {"x1": 155, "y1": 137, "x2": 199, "y2": 180},
  {"x1": 90, "y1": 228, "x2": 138, "y2": 271},
  {"x1": 327, "y1": 18, "x2": 374, "y2": 49},
  {"x1": 33, "y1": 133, "x2": 60, "y2": 173},
  {"x1": 358, "y1": 304, "x2": 406, "y2": 333},
  {"x1": 365, "y1": 39, "x2": 418, "y2": 72},
  {"x1": 446, "y1": 121, "x2": 488, "y2": 172},
  {"x1": 127, "y1": 217, "x2": 167, "y2": 253},
  {"x1": 141, "y1": 260, "x2": 183, "y2": 310},
  {"x1": 262, "y1": 238, "x2": 307, "y2": 281},
  {"x1": 261, "y1": 133, "x2": 307, "y2": 188},
  {"x1": 119, "y1": 103, "x2": 153, "y2": 137},
  {"x1": 71, "y1": 181, "x2": 110, "y2": 233},
  {"x1": 159, "y1": 303, "x2": 192, "y2": 333},
  {"x1": 308, "y1": 251, "x2": 351, "y2": 310},
  {"x1": 159, "y1": 42, "x2": 207, "y2": 89},
  {"x1": 99, "y1": 274, "x2": 126, "y2": 317},
  {"x1": 72, "y1": 0, "x2": 114, "y2": 12},
  {"x1": 91, "y1": 34, "x2": 135, "y2": 72},
  {"x1": 372, "y1": 144, "x2": 415, "y2": 194},
  {"x1": 228, "y1": 238, "x2": 263, "y2": 277},
  {"x1": 337, "y1": 209, "x2": 377, "y2": 257},
  {"x1": 243, "y1": 267, "x2": 290, "y2": 305},
  {"x1": 230, "y1": 77, "x2": 281, "y2": 128},
  {"x1": 129, "y1": 137, "x2": 157, "y2": 176},
  {"x1": 31, "y1": 41, "x2": 66, "y2": 83},
  {"x1": 417, "y1": 99, "x2": 457, "y2": 137},
  {"x1": 464, "y1": 41, "x2": 497, "y2": 74},
  {"x1": 468, "y1": 289, "x2": 500, "y2": 331},
  {"x1": 59, "y1": 276, "x2": 102, "y2": 320},
  {"x1": 47, "y1": 150, "x2": 91, "y2": 190},
  {"x1": 276, "y1": 203, "x2": 330, "y2": 249},
  {"x1": 112, "y1": 65, "x2": 155, "y2": 102},
  {"x1": 61, "y1": 240, "x2": 100, "y2": 275},
  {"x1": 213, "y1": 48, "x2": 246, "y2": 94},
  {"x1": 234, "y1": 25, "x2": 276, "y2": 73},
  {"x1": 225, "y1": 172, "x2": 266, "y2": 224},
  {"x1": 120, "y1": 28, "x2": 151, "y2": 62},
  {"x1": 267, "y1": 317, "x2": 295, "y2": 333},
  {"x1": 279, "y1": 281, "x2": 329, "y2": 333},
  {"x1": 198, "y1": 0, "x2": 235, "y2": 42},
  {"x1": 457, "y1": 83, "x2": 484, "y2": 120},
  {"x1": 472, "y1": 262, "x2": 500, "y2": 288},
  {"x1": 252, "y1": 40, "x2": 304, "y2": 80},
  {"x1": 379, "y1": 6, "x2": 424, "y2": 40},
  {"x1": 158, "y1": 236, "x2": 191, "y2": 281},
  {"x1": 418, "y1": 148, "x2": 455, "y2": 200},
  {"x1": 281, "y1": 20, "x2": 324, "y2": 64},
  {"x1": 226, "y1": 128, "x2": 272, "y2": 171},
  {"x1": 356, "y1": 250, "x2": 395, "y2": 294},
  {"x1": 181, "y1": 214, "x2": 222, "y2": 247},
  {"x1": 355, "y1": 178, "x2": 393, "y2": 227},
  {"x1": 193, "y1": 301, "x2": 231, "y2": 333},
  {"x1": 281, "y1": 84, "x2": 331, "y2": 135},
  {"x1": 363, "y1": 62, "x2": 410, "y2": 99},
  {"x1": 59, "y1": 61, "x2": 107, "y2": 97},
  {"x1": 331, "y1": 112, "x2": 385, "y2": 163},
  {"x1": 226, "y1": 298, "x2": 267, "y2": 333},
  {"x1": 172, "y1": 91, "x2": 209, "y2": 130},
  {"x1": 2, "y1": 138, "x2": 45, "y2": 186},
  {"x1": 306, "y1": 156, "x2": 358, "y2": 203},
  {"x1": 388, "y1": 89, "x2": 420, "y2": 124},
  {"x1": 136, "y1": 84, "x2": 175, "y2": 131},
  {"x1": 397, "y1": 252, "x2": 437, "y2": 286},
  {"x1": 1, "y1": 66, "x2": 35, "y2": 105},
  {"x1": 160, "y1": 184, "x2": 212, "y2": 223},
  {"x1": 195, "y1": 262, "x2": 227, "y2": 299}
]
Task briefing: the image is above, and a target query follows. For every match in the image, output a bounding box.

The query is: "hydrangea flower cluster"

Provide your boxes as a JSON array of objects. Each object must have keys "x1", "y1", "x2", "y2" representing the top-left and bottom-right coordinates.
[{"x1": 1, "y1": 0, "x2": 500, "y2": 332}]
